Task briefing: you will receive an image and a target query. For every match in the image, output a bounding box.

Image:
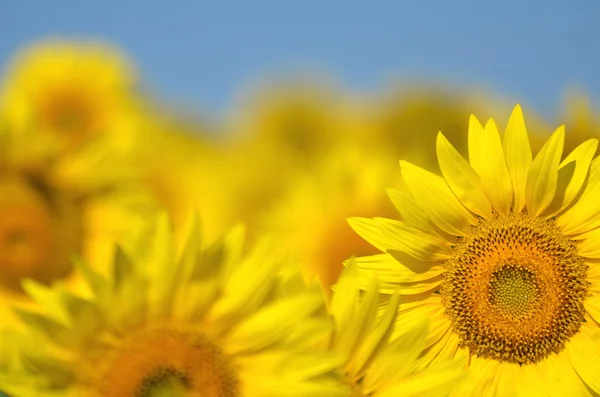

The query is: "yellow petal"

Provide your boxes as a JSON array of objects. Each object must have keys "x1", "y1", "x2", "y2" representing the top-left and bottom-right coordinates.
[
  {"x1": 375, "y1": 218, "x2": 453, "y2": 261},
  {"x1": 347, "y1": 217, "x2": 387, "y2": 252},
  {"x1": 559, "y1": 139, "x2": 598, "y2": 209},
  {"x1": 557, "y1": 157, "x2": 600, "y2": 234},
  {"x1": 544, "y1": 139, "x2": 597, "y2": 217},
  {"x1": 468, "y1": 114, "x2": 485, "y2": 172},
  {"x1": 436, "y1": 132, "x2": 492, "y2": 218},
  {"x1": 377, "y1": 357, "x2": 466, "y2": 397},
  {"x1": 576, "y1": 228, "x2": 600, "y2": 258},
  {"x1": 525, "y1": 126, "x2": 565, "y2": 217},
  {"x1": 386, "y1": 187, "x2": 434, "y2": 232},
  {"x1": 349, "y1": 253, "x2": 445, "y2": 284},
  {"x1": 471, "y1": 118, "x2": 514, "y2": 214},
  {"x1": 400, "y1": 160, "x2": 476, "y2": 236},
  {"x1": 503, "y1": 104, "x2": 532, "y2": 212},
  {"x1": 362, "y1": 318, "x2": 428, "y2": 393},
  {"x1": 227, "y1": 294, "x2": 323, "y2": 353},
  {"x1": 585, "y1": 296, "x2": 600, "y2": 325},
  {"x1": 351, "y1": 293, "x2": 400, "y2": 377},
  {"x1": 566, "y1": 330, "x2": 600, "y2": 395}
]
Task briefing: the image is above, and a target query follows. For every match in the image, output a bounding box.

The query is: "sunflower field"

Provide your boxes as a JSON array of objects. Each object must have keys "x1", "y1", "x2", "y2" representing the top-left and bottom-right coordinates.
[{"x1": 0, "y1": 39, "x2": 599, "y2": 397}]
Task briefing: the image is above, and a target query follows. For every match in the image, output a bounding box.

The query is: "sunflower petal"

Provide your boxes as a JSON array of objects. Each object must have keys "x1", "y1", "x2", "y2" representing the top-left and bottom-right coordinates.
[
  {"x1": 375, "y1": 218, "x2": 453, "y2": 261},
  {"x1": 545, "y1": 139, "x2": 597, "y2": 217},
  {"x1": 347, "y1": 217, "x2": 387, "y2": 252},
  {"x1": 436, "y1": 132, "x2": 492, "y2": 218},
  {"x1": 566, "y1": 331, "x2": 600, "y2": 394},
  {"x1": 525, "y1": 126, "x2": 565, "y2": 217},
  {"x1": 557, "y1": 157, "x2": 600, "y2": 234},
  {"x1": 400, "y1": 160, "x2": 476, "y2": 236},
  {"x1": 503, "y1": 104, "x2": 532, "y2": 212},
  {"x1": 386, "y1": 187, "x2": 433, "y2": 232},
  {"x1": 469, "y1": 118, "x2": 513, "y2": 214}
]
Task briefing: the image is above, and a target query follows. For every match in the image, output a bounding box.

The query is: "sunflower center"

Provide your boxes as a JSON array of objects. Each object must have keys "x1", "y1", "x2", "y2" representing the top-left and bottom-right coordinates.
[
  {"x1": 38, "y1": 87, "x2": 102, "y2": 148},
  {"x1": 488, "y1": 265, "x2": 540, "y2": 318},
  {"x1": 441, "y1": 213, "x2": 588, "y2": 365},
  {"x1": 139, "y1": 368, "x2": 190, "y2": 397},
  {"x1": 0, "y1": 175, "x2": 79, "y2": 292},
  {"x1": 101, "y1": 329, "x2": 239, "y2": 397}
]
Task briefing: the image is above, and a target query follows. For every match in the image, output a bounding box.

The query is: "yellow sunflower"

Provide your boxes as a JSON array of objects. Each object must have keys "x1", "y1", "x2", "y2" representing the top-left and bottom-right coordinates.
[
  {"x1": 120, "y1": 110, "x2": 235, "y2": 245},
  {"x1": 0, "y1": 217, "x2": 345, "y2": 397},
  {"x1": 0, "y1": 39, "x2": 137, "y2": 152},
  {"x1": 562, "y1": 91, "x2": 600, "y2": 155},
  {"x1": 228, "y1": 79, "x2": 357, "y2": 167},
  {"x1": 264, "y1": 143, "x2": 399, "y2": 289},
  {"x1": 351, "y1": 105, "x2": 600, "y2": 395},
  {"x1": 328, "y1": 263, "x2": 467, "y2": 396},
  {"x1": 0, "y1": 113, "x2": 157, "y2": 327}
]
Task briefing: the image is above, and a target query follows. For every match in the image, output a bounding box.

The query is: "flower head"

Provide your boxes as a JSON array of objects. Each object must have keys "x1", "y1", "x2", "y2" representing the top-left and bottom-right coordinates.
[
  {"x1": 351, "y1": 105, "x2": 600, "y2": 395},
  {"x1": 1, "y1": 216, "x2": 344, "y2": 396},
  {"x1": 1, "y1": 39, "x2": 137, "y2": 152}
]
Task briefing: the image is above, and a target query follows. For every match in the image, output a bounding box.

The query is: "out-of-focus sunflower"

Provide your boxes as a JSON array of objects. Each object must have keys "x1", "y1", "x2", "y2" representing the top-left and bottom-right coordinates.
[
  {"x1": 351, "y1": 105, "x2": 600, "y2": 395},
  {"x1": 264, "y1": 144, "x2": 399, "y2": 289},
  {"x1": 0, "y1": 217, "x2": 345, "y2": 397},
  {"x1": 366, "y1": 85, "x2": 549, "y2": 172},
  {"x1": 121, "y1": 110, "x2": 235, "y2": 245},
  {"x1": 0, "y1": 121, "x2": 157, "y2": 326},
  {"x1": 328, "y1": 263, "x2": 467, "y2": 397},
  {"x1": 220, "y1": 80, "x2": 367, "y2": 243},
  {"x1": 229, "y1": 79, "x2": 359, "y2": 167},
  {"x1": 0, "y1": 40, "x2": 137, "y2": 152},
  {"x1": 0, "y1": 40, "x2": 158, "y2": 325},
  {"x1": 562, "y1": 91, "x2": 600, "y2": 155}
]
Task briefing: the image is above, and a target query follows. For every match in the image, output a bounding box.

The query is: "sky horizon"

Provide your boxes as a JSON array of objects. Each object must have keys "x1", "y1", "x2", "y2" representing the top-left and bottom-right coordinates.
[{"x1": 1, "y1": 1, "x2": 598, "y2": 122}]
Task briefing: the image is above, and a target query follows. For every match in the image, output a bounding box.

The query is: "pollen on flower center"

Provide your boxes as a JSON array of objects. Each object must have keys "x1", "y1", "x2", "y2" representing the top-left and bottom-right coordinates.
[
  {"x1": 101, "y1": 329, "x2": 239, "y2": 397},
  {"x1": 441, "y1": 212, "x2": 588, "y2": 365},
  {"x1": 488, "y1": 264, "x2": 540, "y2": 319},
  {"x1": 0, "y1": 175, "x2": 78, "y2": 292}
]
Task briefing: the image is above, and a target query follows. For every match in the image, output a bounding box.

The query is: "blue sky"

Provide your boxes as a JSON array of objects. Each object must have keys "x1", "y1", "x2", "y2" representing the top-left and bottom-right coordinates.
[{"x1": 1, "y1": 0, "x2": 598, "y2": 120}]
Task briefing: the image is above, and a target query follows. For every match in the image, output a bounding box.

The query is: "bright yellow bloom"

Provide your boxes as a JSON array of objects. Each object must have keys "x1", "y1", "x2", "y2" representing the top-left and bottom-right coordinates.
[
  {"x1": 562, "y1": 91, "x2": 600, "y2": 155},
  {"x1": 1, "y1": 217, "x2": 344, "y2": 396},
  {"x1": 0, "y1": 40, "x2": 137, "y2": 152},
  {"x1": 229, "y1": 80, "x2": 357, "y2": 166},
  {"x1": 0, "y1": 113, "x2": 156, "y2": 327},
  {"x1": 121, "y1": 113, "x2": 235, "y2": 245},
  {"x1": 351, "y1": 105, "x2": 600, "y2": 396},
  {"x1": 222, "y1": 81, "x2": 365, "y2": 235},
  {"x1": 328, "y1": 264, "x2": 466, "y2": 396},
  {"x1": 264, "y1": 144, "x2": 399, "y2": 289}
]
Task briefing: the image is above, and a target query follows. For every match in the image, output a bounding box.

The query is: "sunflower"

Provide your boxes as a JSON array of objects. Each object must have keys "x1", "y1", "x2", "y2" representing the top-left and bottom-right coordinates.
[
  {"x1": 0, "y1": 216, "x2": 345, "y2": 396},
  {"x1": 264, "y1": 143, "x2": 399, "y2": 289},
  {"x1": 121, "y1": 110, "x2": 235, "y2": 246},
  {"x1": 562, "y1": 91, "x2": 600, "y2": 155},
  {"x1": 0, "y1": 111, "x2": 157, "y2": 328},
  {"x1": 351, "y1": 105, "x2": 600, "y2": 395},
  {"x1": 228, "y1": 79, "x2": 357, "y2": 166},
  {"x1": 0, "y1": 39, "x2": 137, "y2": 152},
  {"x1": 328, "y1": 263, "x2": 467, "y2": 396}
]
